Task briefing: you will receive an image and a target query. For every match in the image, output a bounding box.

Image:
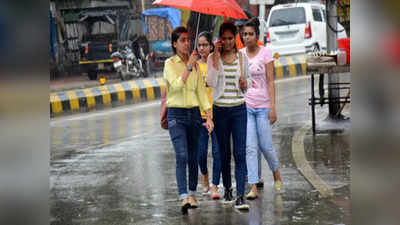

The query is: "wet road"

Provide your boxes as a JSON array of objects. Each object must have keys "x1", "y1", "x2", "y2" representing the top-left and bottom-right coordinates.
[{"x1": 50, "y1": 74, "x2": 350, "y2": 225}]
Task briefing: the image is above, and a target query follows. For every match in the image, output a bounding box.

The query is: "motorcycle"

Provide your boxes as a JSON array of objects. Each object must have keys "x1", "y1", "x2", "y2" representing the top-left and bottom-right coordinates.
[
  {"x1": 131, "y1": 35, "x2": 151, "y2": 78},
  {"x1": 111, "y1": 44, "x2": 145, "y2": 81}
]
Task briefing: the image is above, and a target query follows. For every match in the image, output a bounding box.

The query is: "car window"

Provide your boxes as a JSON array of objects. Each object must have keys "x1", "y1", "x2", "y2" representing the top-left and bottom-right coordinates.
[
  {"x1": 322, "y1": 10, "x2": 326, "y2": 22},
  {"x1": 312, "y1": 8, "x2": 323, "y2": 22},
  {"x1": 269, "y1": 7, "x2": 306, "y2": 27}
]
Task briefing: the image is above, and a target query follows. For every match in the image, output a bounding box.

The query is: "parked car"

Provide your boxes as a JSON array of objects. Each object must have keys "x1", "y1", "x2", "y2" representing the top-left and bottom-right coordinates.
[{"x1": 265, "y1": 2, "x2": 347, "y2": 57}]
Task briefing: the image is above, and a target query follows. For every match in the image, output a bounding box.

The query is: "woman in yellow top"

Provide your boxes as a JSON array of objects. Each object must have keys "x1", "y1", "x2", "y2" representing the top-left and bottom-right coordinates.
[
  {"x1": 164, "y1": 26, "x2": 213, "y2": 215},
  {"x1": 196, "y1": 31, "x2": 222, "y2": 200}
]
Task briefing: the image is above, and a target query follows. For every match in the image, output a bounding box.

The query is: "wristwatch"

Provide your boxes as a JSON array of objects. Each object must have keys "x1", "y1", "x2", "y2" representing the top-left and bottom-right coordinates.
[{"x1": 186, "y1": 65, "x2": 193, "y2": 72}]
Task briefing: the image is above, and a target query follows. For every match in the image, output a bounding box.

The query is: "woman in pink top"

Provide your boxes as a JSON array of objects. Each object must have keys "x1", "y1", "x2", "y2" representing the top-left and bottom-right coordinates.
[{"x1": 241, "y1": 18, "x2": 283, "y2": 199}]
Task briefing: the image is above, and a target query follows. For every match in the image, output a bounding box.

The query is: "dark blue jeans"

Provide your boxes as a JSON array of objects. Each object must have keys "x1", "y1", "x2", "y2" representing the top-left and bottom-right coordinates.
[
  {"x1": 168, "y1": 107, "x2": 201, "y2": 200},
  {"x1": 198, "y1": 119, "x2": 221, "y2": 186},
  {"x1": 213, "y1": 103, "x2": 247, "y2": 196}
]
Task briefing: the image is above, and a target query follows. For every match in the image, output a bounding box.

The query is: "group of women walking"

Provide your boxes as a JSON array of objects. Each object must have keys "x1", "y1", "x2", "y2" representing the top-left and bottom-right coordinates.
[{"x1": 163, "y1": 17, "x2": 283, "y2": 215}]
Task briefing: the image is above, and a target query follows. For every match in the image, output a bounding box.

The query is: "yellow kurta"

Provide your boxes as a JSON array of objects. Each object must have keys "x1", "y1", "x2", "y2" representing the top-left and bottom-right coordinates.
[
  {"x1": 198, "y1": 62, "x2": 214, "y2": 119},
  {"x1": 163, "y1": 55, "x2": 211, "y2": 112}
]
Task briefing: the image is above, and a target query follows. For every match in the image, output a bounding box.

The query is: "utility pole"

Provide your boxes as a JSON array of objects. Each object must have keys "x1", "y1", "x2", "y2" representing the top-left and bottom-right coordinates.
[
  {"x1": 249, "y1": 0, "x2": 275, "y2": 42},
  {"x1": 141, "y1": 0, "x2": 145, "y2": 13},
  {"x1": 259, "y1": 3, "x2": 266, "y2": 42},
  {"x1": 326, "y1": 0, "x2": 340, "y2": 117}
]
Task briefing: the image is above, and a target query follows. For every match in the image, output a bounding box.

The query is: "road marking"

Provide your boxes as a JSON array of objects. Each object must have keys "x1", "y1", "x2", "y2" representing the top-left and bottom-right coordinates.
[
  {"x1": 98, "y1": 85, "x2": 111, "y2": 106},
  {"x1": 50, "y1": 93, "x2": 63, "y2": 114},
  {"x1": 142, "y1": 79, "x2": 155, "y2": 100},
  {"x1": 297, "y1": 55, "x2": 307, "y2": 75},
  {"x1": 274, "y1": 59, "x2": 284, "y2": 79},
  {"x1": 66, "y1": 91, "x2": 80, "y2": 111},
  {"x1": 285, "y1": 57, "x2": 297, "y2": 77},
  {"x1": 292, "y1": 124, "x2": 334, "y2": 198},
  {"x1": 113, "y1": 83, "x2": 126, "y2": 103},
  {"x1": 83, "y1": 88, "x2": 96, "y2": 108},
  {"x1": 127, "y1": 81, "x2": 141, "y2": 101}
]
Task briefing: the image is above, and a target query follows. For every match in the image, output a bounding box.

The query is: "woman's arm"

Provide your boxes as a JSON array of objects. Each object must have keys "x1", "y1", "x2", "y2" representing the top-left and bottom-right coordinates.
[
  {"x1": 163, "y1": 58, "x2": 185, "y2": 89},
  {"x1": 206, "y1": 54, "x2": 220, "y2": 88},
  {"x1": 266, "y1": 61, "x2": 277, "y2": 124},
  {"x1": 239, "y1": 53, "x2": 251, "y2": 92},
  {"x1": 196, "y1": 70, "x2": 214, "y2": 133},
  {"x1": 197, "y1": 69, "x2": 211, "y2": 112}
]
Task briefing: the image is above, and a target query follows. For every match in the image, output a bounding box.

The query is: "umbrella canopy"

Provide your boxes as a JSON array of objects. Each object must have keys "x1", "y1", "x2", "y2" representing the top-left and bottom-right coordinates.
[{"x1": 152, "y1": 0, "x2": 248, "y2": 20}]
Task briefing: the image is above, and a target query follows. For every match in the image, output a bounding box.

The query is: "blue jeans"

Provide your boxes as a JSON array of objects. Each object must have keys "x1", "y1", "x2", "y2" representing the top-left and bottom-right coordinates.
[
  {"x1": 167, "y1": 107, "x2": 201, "y2": 200},
  {"x1": 213, "y1": 103, "x2": 247, "y2": 196},
  {"x1": 198, "y1": 120, "x2": 221, "y2": 186},
  {"x1": 246, "y1": 107, "x2": 279, "y2": 185}
]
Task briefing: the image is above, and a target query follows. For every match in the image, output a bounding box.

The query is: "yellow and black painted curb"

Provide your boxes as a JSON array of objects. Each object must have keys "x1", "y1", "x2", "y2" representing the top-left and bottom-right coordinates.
[
  {"x1": 50, "y1": 78, "x2": 166, "y2": 117},
  {"x1": 274, "y1": 55, "x2": 307, "y2": 79},
  {"x1": 50, "y1": 56, "x2": 306, "y2": 117}
]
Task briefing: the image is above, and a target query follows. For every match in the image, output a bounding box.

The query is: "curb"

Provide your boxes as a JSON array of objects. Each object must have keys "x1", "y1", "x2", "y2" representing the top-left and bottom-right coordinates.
[
  {"x1": 292, "y1": 125, "x2": 334, "y2": 198},
  {"x1": 50, "y1": 56, "x2": 307, "y2": 117},
  {"x1": 274, "y1": 55, "x2": 307, "y2": 79},
  {"x1": 50, "y1": 78, "x2": 165, "y2": 117}
]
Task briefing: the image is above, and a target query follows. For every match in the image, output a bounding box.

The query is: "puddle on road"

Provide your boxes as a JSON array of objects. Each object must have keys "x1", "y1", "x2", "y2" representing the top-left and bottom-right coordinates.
[{"x1": 289, "y1": 185, "x2": 350, "y2": 225}]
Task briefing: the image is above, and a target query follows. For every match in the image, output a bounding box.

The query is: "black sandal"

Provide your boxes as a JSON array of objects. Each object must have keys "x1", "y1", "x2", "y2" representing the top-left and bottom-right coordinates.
[{"x1": 181, "y1": 202, "x2": 191, "y2": 215}]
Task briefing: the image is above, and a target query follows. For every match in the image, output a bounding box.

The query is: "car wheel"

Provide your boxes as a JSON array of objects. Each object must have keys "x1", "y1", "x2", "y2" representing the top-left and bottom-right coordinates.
[{"x1": 88, "y1": 71, "x2": 97, "y2": 80}]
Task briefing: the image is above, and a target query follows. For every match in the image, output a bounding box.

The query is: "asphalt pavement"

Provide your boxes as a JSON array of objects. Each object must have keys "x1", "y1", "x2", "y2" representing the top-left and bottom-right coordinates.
[{"x1": 50, "y1": 74, "x2": 350, "y2": 225}]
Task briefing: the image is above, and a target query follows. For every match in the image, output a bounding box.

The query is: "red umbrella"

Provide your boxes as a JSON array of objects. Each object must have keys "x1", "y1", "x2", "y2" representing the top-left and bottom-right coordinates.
[
  {"x1": 153, "y1": 0, "x2": 248, "y2": 19},
  {"x1": 153, "y1": 0, "x2": 248, "y2": 48}
]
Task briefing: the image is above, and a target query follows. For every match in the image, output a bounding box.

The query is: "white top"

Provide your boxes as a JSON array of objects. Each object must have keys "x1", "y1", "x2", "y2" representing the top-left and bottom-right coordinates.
[{"x1": 206, "y1": 52, "x2": 251, "y2": 107}]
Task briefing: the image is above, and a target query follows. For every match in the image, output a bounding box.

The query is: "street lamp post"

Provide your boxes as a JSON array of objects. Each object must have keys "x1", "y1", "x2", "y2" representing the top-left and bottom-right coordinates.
[{"x1": 326, "y1": 0, "x2": 341, "y2": 118}]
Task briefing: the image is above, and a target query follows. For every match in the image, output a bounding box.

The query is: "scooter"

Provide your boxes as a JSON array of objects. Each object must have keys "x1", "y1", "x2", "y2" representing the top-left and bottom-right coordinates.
[{"x1": 111, "y1": 45, "x2": 144, "y2": 81}]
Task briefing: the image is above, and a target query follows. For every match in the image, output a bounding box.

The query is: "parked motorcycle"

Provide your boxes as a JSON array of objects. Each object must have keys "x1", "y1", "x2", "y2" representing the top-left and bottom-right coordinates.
[
  {"x1": 131, "y1": 35, "x2": 151, "y2": 77},
  {"x1": 111, "y1": 44, "x2": 145, "y2": 81}
]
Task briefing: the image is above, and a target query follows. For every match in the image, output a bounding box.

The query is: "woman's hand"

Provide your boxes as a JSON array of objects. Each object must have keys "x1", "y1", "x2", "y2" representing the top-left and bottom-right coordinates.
[
  {"x1": 239, "y1": 76, "x2": 247, "y2": 91},
  {"x1": 188, "y1": 50, "x2": 198, "y2": 70},
  {"x1": 211, "y1": 40, "x2": 222, "y2": 68},
  {"x1": 268, "y1": 108, "x2": 277, "y2": 125},
  {"x1": 204, "y1": 117, "x2": 214, "y2": 134}
]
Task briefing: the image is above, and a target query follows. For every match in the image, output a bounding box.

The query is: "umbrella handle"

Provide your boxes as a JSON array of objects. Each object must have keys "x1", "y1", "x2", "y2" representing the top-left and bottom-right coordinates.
[{"x1": 194, "y1": 13, "x2": 201, "y2": 52}]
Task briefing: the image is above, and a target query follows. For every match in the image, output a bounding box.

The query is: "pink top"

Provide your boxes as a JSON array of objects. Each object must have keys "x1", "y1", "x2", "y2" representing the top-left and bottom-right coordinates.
[{"x1": 241, "y1": 46, "x2": 274, "y2": 108}]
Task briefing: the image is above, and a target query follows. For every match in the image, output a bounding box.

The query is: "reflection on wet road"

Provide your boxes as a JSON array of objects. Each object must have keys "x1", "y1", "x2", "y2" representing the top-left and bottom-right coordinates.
[{"x1": 50, "y1": 75, "x2": 350, "y2": 225}]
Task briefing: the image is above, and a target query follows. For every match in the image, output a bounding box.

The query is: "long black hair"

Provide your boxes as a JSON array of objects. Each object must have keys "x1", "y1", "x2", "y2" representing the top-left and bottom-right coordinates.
[
  {"x1": 218, "y1": 22, "x2": 237, "y2": 52},
  {"x1": 171, "y1": 26, "x2": 188, "y2": 54},
  {"x1": 196, "y1": 31, "x2": 214, "y2": 53},
  {"x1": 219, "y1": 22, "x2": 237, "y2": 38}
]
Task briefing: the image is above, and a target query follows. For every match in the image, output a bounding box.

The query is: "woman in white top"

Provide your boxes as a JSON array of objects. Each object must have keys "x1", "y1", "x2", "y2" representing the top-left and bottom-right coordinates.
[{"x1": 207, "y1": 22, "x2": 251, "y2": 210}]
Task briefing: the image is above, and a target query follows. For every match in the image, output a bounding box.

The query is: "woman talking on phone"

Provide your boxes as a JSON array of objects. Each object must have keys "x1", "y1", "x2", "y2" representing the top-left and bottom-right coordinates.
[{"x1": 206, "y1": 22, "x2": 251, "y2": 210}]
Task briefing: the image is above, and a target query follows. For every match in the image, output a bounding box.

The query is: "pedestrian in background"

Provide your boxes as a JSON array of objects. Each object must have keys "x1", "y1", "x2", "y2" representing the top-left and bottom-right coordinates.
[
  {"x1": 240, "y1": 17, "x2": 283, "y2": 200},
  {"x1": 207, "y1": 22, "x2": 251, "y2": 210},
  {"x1": 164, "y1": 26, "x2": 214, "y2": 215},
  {"x1": 196, "y1": 31, "x2": 222, "y2": 200},
  {"x1": 234, "y1": 17, "x2": 264, "y2": 50}
]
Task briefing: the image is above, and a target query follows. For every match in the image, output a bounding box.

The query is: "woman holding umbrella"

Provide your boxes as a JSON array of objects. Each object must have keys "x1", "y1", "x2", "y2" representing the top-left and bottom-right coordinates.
[
  {"x1": 206, "y1": 22, "x2": 251, "y2": 210},
  {"x1": 164, "y1": 26, "x2": 214, "y2": 214}
]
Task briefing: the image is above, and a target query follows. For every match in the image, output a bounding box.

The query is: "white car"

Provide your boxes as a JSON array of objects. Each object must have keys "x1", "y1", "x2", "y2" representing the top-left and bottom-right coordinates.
[{"x1": 265, "y1": 2, "x2": 347, "y2": 57}]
